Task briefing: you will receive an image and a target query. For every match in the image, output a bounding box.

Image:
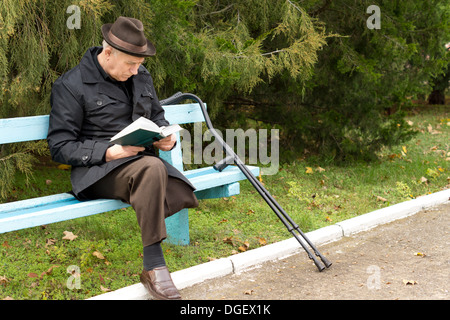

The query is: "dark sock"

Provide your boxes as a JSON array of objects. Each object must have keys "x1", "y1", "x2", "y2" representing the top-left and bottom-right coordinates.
[{"x1": 143, "y1": 241, "x2": 166, "y2": 271}]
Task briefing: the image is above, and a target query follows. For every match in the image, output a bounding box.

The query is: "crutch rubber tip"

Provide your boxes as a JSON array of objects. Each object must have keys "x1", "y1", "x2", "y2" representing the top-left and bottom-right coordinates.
[
  {"x1": 323, "y1": 258, "x2": 332, "y2": 268},
  {"x1": 315, "y1": 262, "x2": 326, "y2": 272}
]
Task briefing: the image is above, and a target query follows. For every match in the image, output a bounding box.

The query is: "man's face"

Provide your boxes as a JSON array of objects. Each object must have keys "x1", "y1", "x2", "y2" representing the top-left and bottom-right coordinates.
[{"x1": 104, "y1": 47, "x2": 145, "y2": 82}]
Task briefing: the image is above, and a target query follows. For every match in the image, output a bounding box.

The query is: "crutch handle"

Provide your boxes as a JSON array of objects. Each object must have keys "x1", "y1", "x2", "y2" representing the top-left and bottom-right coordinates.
[
  {"x1": 213, "y1": 155, "x2": 235, "y2": 172},
  {"x1": 160, "y1": 92, "x2": 183, "y2": 106}
]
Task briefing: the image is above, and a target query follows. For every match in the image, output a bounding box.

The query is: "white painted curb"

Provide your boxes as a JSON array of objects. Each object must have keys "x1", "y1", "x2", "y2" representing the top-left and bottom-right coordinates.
[
  {"x1": 336, "y1": 188, "x2": 450, "y2": 236},
  {"x1": 88, "y1": 188, "x2": 449, "y2": 300}
]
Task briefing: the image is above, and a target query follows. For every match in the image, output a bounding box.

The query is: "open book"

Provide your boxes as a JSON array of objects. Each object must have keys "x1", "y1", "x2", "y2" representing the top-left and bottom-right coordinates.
[{"x1": 109, "y1": 117, "x2": 182, "y2": 147}]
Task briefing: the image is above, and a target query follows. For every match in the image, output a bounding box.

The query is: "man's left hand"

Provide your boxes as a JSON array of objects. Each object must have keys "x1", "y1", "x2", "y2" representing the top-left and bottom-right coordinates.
[{"x1": 153, "y1": 134, "x2": 176, "y2": 151}]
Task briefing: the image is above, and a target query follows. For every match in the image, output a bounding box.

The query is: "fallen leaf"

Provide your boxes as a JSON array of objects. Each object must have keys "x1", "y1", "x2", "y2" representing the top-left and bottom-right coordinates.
[
  {"x1": 57, "y1": 164, "x2": 71, "y2": 170},
  {"x1": 2, "y1": 241, "x2": 11, "y2": 249},
  {"x1": 218, "y1": 218, "x2": 228, "y2": 224},
  {"x1": 316, "y1": 166, "x2": 326, "y2": 172},
  {"x1": 376, "y1": 196, "x2": 388, "y2": 202},
  {"x1": 93, "y1": 251, "x2": 105, "y2": 259},
  {"x1": 238, "y1": 241, "x2": 250, "y2": 252},
  {"x1": 243, "y1": 289, "x2": 254, "y2": 295},
  {"x1": 427, "y1": 124, "x2": 441, "y2": 134},
  {"x1": 419, "y1": 176, "x2": 429, "y2": 184},
  {"x1": 402, "y1": 279, "x2": 418, "y2": 285},
  {"x1": 62, "y1": 231, "x2": 78, "y2": 241},
  {"x1": 45, "y1": 238, "x2": 56, "y2": 248},
  {"x1": 0, "y1": 275, "x2": 10, "y2": 284},
  {"x1": 28, "y1": 273, "x2": 38, "y2": 278},
  {"x1": 325, "y1": 216, "x2": 333, "y2": 222},
  {"x1": 414, "y1": 252, "x2": 426, "y2": 257},
  {"x1": 402, "y1": 146, "x2": 407, "y2": 154},
  {"x1": 40, "y1": 265, "x2": 59, "y2": 279},
  {"x1": 388, "y1": 154, "x2": 398, "y2": 159},
  {"x1": 223, "y1": 237, "x2": 234, "y2": 245},
  {"x1": 100, "y1": 285, "x2": 110, "y2": 292},
  {"x1": 46, "y1": 265, "x2": 58, "y2": 274},
  {"x1": 305, "y1": 167, "x2": 313, "y2": 174},
  {"x1": 238, "y1": 246, "x2": 247, "y2": 252},
  {"x1": 257, "y1": 237, "x2": 267, "y2": 246}
]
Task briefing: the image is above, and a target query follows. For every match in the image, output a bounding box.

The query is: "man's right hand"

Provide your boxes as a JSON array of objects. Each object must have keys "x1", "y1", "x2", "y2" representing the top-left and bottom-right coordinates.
[{"x1": 105, "y1": 144, "x2": 145, "y2": 162}]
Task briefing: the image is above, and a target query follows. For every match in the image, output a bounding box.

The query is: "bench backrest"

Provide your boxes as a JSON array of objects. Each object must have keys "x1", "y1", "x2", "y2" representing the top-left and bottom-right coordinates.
[{"x1": 0, "y1": 103, "x2": 206, "y2": 172}]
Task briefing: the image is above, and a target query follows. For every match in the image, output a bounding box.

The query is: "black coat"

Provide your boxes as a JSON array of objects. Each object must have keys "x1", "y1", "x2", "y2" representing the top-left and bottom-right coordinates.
[{"x1": 47, "y1": 47, "x2": 194, "y2": 200}]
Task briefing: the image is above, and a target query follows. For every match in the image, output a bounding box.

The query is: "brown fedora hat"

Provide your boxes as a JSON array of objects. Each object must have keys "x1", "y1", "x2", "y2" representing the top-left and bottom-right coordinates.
[{"x1": 101, "y1": 16, "x2": 156, "y2": 57}]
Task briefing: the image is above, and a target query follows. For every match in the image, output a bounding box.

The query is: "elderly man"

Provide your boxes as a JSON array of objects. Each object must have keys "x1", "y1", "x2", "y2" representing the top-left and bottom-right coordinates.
[{"x1": 47, "y1": 16, "x2": 198, "y2": 300}]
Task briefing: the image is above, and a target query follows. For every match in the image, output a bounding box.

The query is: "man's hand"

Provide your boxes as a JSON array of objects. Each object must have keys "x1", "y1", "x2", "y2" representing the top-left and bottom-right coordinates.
[
  {"x1": 105, "y1": 145, "x2": 145, "y2": 162},
  {"x1": 153, "y1": 134, "x2": 176, "y2": 151}
]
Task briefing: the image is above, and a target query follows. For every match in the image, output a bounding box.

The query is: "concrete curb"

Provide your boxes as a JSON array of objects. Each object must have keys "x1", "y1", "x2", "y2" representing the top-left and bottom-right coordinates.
[{"x1": 88, "y1": 188, "x2": 450, "y2": 300}]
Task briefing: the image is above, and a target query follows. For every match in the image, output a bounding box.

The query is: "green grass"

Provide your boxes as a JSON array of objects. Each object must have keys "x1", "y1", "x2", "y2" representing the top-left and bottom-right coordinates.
[{"x1": 0, "y1": 105, "x2": 448, "y2": 300}]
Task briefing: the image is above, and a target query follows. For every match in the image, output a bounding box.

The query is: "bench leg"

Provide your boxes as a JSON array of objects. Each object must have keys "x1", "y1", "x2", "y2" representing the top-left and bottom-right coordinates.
[{"x1": 164, "y1": 208, "x2": 189, "y2": 245}]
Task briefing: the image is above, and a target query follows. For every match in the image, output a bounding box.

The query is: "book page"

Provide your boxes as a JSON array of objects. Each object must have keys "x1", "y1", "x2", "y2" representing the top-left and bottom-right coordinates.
[
  {"x1": 161, "y1": 124, "x2": 182, "y2": 138},
  {"x1": 110, "y1": 117, "x2": 161, "y2": 141}
]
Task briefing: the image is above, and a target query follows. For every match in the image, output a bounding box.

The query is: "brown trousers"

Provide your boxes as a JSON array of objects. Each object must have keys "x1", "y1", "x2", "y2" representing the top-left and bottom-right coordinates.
[{"x1": 83, "y1": 156, "x2": 198, "y2": 247}]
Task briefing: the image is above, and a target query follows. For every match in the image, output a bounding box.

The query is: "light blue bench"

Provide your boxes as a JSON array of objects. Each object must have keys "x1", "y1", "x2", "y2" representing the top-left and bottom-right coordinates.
[{"x1": 0, "y1": 103, "x2": 260, "y2": 245}]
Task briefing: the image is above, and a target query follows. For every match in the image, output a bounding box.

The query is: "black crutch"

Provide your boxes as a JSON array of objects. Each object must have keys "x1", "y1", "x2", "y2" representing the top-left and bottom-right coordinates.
[{"x1": 160, "y1": 92, "x2": 332, "y2": 271}]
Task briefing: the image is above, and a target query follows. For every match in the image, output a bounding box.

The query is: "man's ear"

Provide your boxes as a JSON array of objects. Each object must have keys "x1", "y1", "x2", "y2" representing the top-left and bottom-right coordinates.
[{"x1": 103, "y1": 46, "x2": 113, "y2": 58}]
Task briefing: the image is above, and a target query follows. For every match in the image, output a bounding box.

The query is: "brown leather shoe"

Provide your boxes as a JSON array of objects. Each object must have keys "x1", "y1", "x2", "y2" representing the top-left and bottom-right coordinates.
[{"x1": 140, "y1": 266, "x2": 181, "y2": 300}]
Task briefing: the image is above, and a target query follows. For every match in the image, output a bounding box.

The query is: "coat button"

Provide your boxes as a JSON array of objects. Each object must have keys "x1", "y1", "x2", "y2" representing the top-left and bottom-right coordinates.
[
  {"x1": 97, "y1": 100, "x2": 103, "y2": 106},
  {"x1": 82, "y1": 155, "x2": 89, "y2": 161}
]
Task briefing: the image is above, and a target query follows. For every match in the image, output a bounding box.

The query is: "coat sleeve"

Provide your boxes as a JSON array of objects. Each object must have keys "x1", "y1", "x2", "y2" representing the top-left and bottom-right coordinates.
[{"x1": 47, "y1": 78, "x2": 110, "y2": 167}]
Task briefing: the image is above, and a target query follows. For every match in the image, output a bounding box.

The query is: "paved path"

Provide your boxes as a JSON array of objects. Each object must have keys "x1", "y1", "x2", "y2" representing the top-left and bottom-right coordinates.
[{"x1": 180, "y1": 201, "x2": 450, "y2": 300}]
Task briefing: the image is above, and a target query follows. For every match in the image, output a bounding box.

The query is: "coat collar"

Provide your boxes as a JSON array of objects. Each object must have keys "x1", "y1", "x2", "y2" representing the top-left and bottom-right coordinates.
[{"x1": 79, "y1": 47, "x2": 105, "y2": 84}]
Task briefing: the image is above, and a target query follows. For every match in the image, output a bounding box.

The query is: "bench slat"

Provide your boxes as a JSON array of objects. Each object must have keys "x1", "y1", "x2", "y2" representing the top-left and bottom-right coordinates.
[
  {"x1": 187, "y1": 165, "x2": 259, "y2": 191},
  {"x1": 0, "y1": 165, "x2": 259, "y2": 234},
  {"x1": 0, "y1": 199, "x2": 129, "y2": 234},
  {"x1": 162, "y1": 103, "x2": 206, "y2": 124},
  {"x1": 194, "y1": 182, "x2": 240, "y2": 199},
  {"x1": 0, "y1": 103, "x2": 206, "y2": 144},
  {"x1": 0, "y1": 193, "x2": 74, "y2": 214},
  {"x1": 0, "y1": 115, "x2": 50, "y2": 144}
]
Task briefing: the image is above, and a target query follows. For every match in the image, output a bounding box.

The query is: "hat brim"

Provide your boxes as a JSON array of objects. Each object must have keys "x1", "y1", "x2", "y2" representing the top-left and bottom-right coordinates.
[{"x1": 101, "y1": 24, "x2": 156, "y2": 57}]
